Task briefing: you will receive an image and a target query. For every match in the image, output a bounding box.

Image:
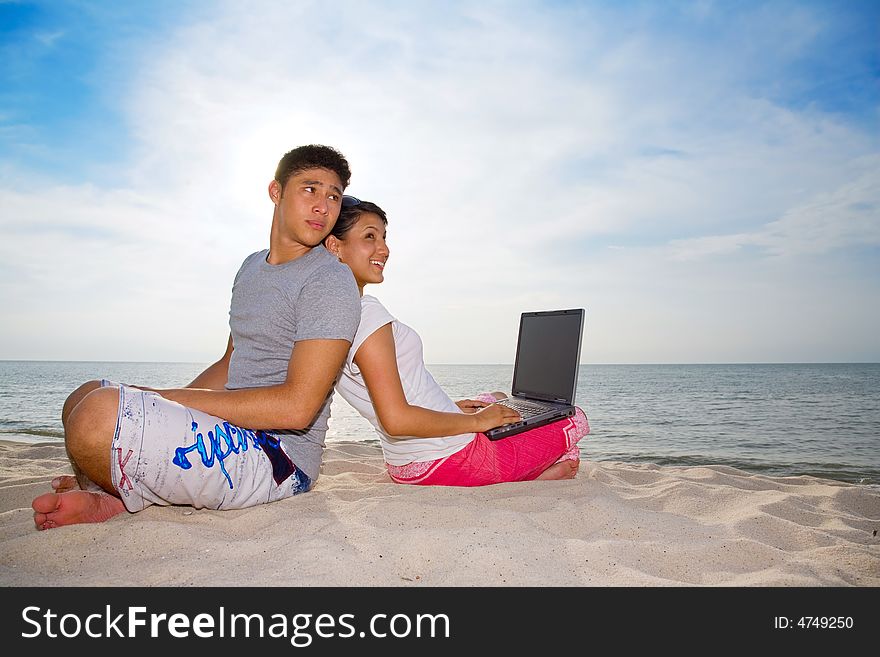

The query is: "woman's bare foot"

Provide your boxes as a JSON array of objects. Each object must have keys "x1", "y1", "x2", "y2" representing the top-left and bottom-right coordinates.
[
  {"x1": 32, "y1": 490, "x2": 126, "y2": 530},
  {"x1": 536, "y1": 459, "x2": 580, "y2": 480},
  {"x1": 51, "y1": 475, "x2": 79, "y2": 493}
]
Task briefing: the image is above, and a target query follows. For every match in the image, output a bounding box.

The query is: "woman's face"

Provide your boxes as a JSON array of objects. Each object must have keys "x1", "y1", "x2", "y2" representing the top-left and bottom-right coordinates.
[{"x1": 334, "y1": 212, "x2": 389, "y2": 292}]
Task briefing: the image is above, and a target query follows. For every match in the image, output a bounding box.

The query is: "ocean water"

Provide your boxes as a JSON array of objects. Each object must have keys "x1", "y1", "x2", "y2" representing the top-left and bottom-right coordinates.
[{"x1": 1, "y1": 361, "x2": 878, "y2": 487}]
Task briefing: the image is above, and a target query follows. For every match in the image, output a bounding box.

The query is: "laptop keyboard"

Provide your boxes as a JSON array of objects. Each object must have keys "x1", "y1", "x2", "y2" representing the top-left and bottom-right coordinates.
[{"x1": 496, "y1": 398, "x2": 550, "y2": 419}]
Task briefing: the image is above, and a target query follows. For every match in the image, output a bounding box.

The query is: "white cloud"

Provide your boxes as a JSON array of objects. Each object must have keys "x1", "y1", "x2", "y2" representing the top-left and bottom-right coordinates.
[
  {"x1": 34, "y1": 30, "x2": 64, "y2": 48},
  {"x1": 669, "y1": 157, "x2": 880, "y2": 260},
  {"x1": 1, "y1": 1, "x2": 878, "y2": 363}
]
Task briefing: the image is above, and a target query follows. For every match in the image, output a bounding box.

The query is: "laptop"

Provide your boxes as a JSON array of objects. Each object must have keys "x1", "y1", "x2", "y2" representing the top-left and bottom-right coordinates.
[{"x1": 483, "y1": 308, "x2": 585, "y2": 440}]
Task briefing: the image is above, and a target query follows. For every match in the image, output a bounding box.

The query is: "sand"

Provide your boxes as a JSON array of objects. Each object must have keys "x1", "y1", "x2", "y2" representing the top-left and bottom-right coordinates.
[{"x1": 0, "y1": 439, "x2": 877, "y2": 587}]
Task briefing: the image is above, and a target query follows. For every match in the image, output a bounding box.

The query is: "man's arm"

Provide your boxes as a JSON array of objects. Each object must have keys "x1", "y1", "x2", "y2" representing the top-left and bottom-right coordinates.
[
  {"x1": 157, "y1": 338, "x2": 350, "y2": 430},
  {"x1": 186, "y1": 334, "x2": 234, "y2": 390}
]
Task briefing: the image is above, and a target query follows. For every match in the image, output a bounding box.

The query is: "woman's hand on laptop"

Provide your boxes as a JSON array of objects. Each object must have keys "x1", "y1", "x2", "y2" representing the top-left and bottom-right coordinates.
[
  {"x1": 455, "y1": 398, "x2": 489, "y2": 414},
  {"x1": 472, "y1": 403, "x2": 521, "y2": 433}
]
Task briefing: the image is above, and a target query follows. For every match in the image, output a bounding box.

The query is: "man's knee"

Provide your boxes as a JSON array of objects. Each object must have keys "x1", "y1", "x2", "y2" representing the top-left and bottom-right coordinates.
[
  {"x1": 62, "y1": 379, "x2": 105, "y2": 426},
  {"x1": 65, "y1": 387, "x2": 119, "y2": 462}
]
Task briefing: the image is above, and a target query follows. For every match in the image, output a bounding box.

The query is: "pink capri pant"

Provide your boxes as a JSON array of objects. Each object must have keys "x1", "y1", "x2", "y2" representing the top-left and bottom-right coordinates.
[{"x1": 386, "y1": 394, "x2": 590, "y2": 486}]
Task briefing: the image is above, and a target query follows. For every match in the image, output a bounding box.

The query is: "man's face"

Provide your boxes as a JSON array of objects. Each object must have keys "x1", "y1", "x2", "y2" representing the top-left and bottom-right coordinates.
[{"x1": 272, "y1": 167, "x2": 344, "y2": 247}]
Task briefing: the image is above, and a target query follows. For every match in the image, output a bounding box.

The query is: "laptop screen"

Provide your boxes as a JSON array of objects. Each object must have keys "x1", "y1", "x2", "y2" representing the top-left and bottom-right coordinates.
[{"x1": 511, "y1": 309, "x2": 584, "y2": 403}]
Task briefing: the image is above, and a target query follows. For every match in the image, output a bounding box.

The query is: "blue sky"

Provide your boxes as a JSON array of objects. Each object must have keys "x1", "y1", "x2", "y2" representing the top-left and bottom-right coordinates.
[{"x1": 1, "y1": 0, "x2": 878, "y2": 364}]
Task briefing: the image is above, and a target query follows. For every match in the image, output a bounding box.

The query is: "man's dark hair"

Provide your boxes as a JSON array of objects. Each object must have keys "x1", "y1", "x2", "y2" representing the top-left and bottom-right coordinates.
[{"x1": 275, "y1": 145, "x2": 351, "y2": 191}]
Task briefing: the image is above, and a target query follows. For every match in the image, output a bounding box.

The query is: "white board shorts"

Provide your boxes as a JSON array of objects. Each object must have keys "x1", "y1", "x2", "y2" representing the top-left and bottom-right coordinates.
[{"x1": 103, "y1": 381, "x2": 312, "y2": 513}]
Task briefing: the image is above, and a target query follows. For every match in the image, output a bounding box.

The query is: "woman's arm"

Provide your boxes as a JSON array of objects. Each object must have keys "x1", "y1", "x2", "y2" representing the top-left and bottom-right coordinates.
[{"x1": 355, "y1": 325, "x2": 520, "y2": 438}]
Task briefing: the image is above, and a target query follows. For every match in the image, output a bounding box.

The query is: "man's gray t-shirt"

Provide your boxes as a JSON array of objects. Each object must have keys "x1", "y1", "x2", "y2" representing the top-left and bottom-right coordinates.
[{"x1": 226, "y1": 245, "x2": 360, "y2": 484}]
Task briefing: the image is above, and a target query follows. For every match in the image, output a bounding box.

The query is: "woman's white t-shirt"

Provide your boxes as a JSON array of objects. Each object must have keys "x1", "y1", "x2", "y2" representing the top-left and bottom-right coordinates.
[{"x1": 335, "y1": 295, "x2": 475, "y2": 465}]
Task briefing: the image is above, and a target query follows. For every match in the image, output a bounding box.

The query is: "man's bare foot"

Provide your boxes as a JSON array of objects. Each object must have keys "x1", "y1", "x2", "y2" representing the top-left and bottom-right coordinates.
[
  {"x1": 51, "y1": 475, "x2": 79, "y2": 493},
  {"x1": 51, "y1": 474, "x2": 105, "y2": 494},
  {"x1": 536, "y1": 459, "x2": 580, "y2": 480},
  {"x1": 32, "y1": 490, "x2": 126, "y2": 530}
]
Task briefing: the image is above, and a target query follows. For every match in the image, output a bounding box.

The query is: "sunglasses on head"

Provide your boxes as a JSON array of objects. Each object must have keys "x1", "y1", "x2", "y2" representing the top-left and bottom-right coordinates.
[{"x1": 342, "y1": 195, "x2": 362, "y2": 208}]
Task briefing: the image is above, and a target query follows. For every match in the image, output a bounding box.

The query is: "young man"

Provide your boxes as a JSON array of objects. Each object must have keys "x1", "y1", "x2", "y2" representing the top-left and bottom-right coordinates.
[{"x1": 32, "y1": 144, "x2": 361, "y2": 529}]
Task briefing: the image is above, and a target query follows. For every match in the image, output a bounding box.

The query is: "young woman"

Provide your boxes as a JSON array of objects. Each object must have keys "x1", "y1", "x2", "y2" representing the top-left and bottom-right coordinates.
[{"x1": 324, "y1": 197, "x2": 590, "y2": 486}]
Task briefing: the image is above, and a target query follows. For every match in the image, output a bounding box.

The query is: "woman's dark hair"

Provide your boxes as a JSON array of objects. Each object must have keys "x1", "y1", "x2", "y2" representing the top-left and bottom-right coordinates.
[
  {"x1": 329, "y1": 200, "x2": 388, "y2": 240},
  {"x1": 275, "y1": 144, "x2": 351, "y2": 191}
]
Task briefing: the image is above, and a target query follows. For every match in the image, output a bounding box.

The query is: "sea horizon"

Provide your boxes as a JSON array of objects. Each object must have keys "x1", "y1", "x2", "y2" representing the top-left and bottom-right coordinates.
[
  {"x1": 2, "y1": 359, "x2": 878, "y2": 366},
  {"x1": 1, "y1": 361, "x2": 878, "y2": 488}
]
